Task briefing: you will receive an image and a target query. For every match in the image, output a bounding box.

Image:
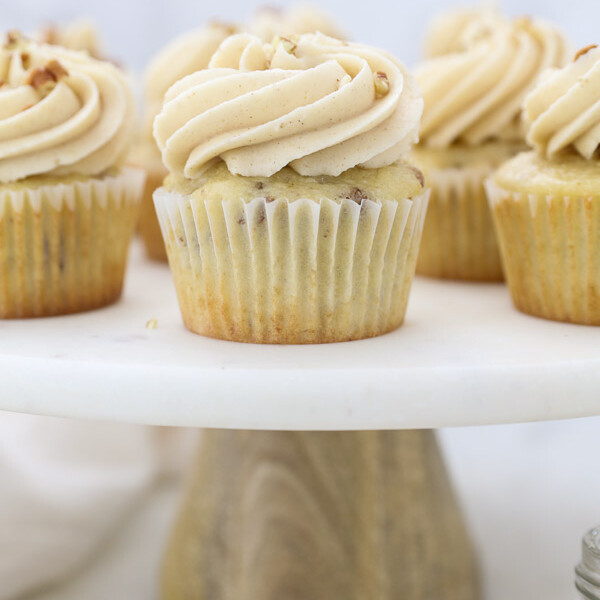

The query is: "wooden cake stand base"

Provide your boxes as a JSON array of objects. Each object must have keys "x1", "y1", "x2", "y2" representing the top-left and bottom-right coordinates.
[{"x1": 162, "y1": 429, "x2": 480, "y2": 600}]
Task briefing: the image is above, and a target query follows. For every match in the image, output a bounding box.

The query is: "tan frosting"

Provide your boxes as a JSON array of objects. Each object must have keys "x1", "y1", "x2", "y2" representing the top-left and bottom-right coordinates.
[
  {"x1": 153, "y1": 32, "x2": 422, "y2": 179},
  {"x1": 424, "y1": 6, "x2": 506, "y2": 58},
  {"x1": 142, "y1": 23, "x2": 236, "y2": 142},
  {"x1": 35, "y1": 20, "x2": 101, "y2": 58},
  {"x1": 0, "y1": 34, "x2": 136, "y2": 183},
  {"x1": 248, "y1": 4, "x2": 346, "y2": 43},
  {"x1": 525, "y1": 45, "x2": 600, "y2": 160},
  {"x1": 417, "y1": 17, "x2": 570, "y2": 148}
]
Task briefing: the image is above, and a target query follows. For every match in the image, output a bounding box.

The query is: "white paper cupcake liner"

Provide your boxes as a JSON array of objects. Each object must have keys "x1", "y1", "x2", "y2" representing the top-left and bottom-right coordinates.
[
  {"x1": 487, "y1": 181, "x2": 600, "y2": 325},
  {"x1": 155, "y1": 188, "x2": 429, "y2": 343},
  {"x1": 0, "y1": 167, "x2": 144, "y2": 318},
  {"x1": 417, "y1": 165, "x2": 504, "y2": 281}
]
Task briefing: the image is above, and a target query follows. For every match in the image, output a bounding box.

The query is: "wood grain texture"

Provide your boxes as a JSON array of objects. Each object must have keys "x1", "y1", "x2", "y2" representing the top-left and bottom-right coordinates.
[{"x1": 162, "y1": 430, "x2": 480, "y2": 600}]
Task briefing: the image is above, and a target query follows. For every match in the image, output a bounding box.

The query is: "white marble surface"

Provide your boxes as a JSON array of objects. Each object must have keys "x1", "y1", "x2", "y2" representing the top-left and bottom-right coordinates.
[
  {"x1": 0, "y1": 245, "x2": 599, "y2": 430},
  {"x1": 25, "y1": 419, "x2": 598, "y2": 600}
]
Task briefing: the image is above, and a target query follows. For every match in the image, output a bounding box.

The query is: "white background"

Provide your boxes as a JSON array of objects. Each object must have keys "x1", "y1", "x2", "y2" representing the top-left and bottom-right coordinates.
[{"x1": 0, "y1": 1, "x2": 597, "y2": 599}]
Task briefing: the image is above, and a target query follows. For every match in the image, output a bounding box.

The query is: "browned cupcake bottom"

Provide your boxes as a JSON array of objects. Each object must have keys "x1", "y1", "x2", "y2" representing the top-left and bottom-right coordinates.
[
  {"x1": 488, "y1": 183, "x2": 600, "y2": 325},
  {"x1": 0, "y1": 169, "x2": 143, "y2": 318},
  {"x1": 417, "y1": 167, "x2": 504, "y2": 282},
  {"x1": 155, "y1": 188, "x2": 429, "y2": 344}
]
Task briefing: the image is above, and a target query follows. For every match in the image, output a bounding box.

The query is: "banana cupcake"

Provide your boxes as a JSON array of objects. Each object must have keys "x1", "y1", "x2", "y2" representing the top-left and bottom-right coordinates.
[
  {"x1": 414, "y1": 16, "x2": 569, "y2": 281},
  {"x1": 486, "y1": 45, "x2": 600, "y2": 325},
  {"x1": 153, "y1": 32, "x2": 427, "y2": 344},
  {"x1": 0, "y1": 33, "x2": 143, "y2": 318}
]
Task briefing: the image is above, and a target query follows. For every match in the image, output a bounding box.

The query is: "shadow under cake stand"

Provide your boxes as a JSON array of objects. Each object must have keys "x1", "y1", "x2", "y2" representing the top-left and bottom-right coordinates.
[{"x1": 0, "y1": 247, "x2": 599, "y2": 600}]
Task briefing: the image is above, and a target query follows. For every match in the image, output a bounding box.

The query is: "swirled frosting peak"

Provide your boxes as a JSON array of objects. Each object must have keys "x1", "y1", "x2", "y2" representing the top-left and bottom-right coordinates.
[
  {"x1": 417, "y1": 17, "x2": 570, "y2": 148},
  {"x1": 248, "y1": 4, "x2": 346, "y2": 43},
  {"x1": 153, "y1": 32, "x2": 423, "y2": 178},
  {"x1": 35, "y1": 20, "x2": 102, "y2": 58},
  {"x1": 424, "y1": 6, "x2": 506, "y2": 58},
  {"x1": 0, "y1": 33, "x2": 136, "y2": 183},
  {"x1": 525, "y1": 45, "x2": 600, "y2": 160}
]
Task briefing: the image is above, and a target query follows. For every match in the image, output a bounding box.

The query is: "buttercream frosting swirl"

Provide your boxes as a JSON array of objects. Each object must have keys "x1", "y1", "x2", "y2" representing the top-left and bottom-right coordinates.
[
  {"x1": 35, "y1": 20, "x2": 102, "y2": 58},
  {"x1": 153, "y1": 32, "x2": 422, "y2": 178},
  {"x1": 0, "y1": 34, "x2": 136, "y2": 183},
  {"x1": 525, "y1": 45, "x2": 600, "y2": 160},
  {"x1": 248, "y1": 4, "x2": 346, "y2": 43},
  {"x1": 424, "y1": 6, "x2": 505, "y2": 58},
  {"x1": 417, "y1": 17, "x2": 570, "y2": 147}
]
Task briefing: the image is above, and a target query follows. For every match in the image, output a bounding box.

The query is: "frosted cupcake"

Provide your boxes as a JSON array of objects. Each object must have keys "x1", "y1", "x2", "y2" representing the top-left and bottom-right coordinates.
[
  {"x1": 153, "y1": 33, "x2": 427, "y2": 344},
  {"x1": 0, "y1": 34, "x2": 143, "y2": 318},
  {"x1": 414, "y1": 17, "x2": 569, "y2": 281},
  {"x1": 487, "y1": 45, "x2": 600, "y2": 325}
]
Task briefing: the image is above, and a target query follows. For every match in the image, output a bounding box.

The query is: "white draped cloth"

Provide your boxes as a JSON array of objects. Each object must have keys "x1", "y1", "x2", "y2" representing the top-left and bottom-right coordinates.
[{"x1": 0, "y1": 412, "x2": 191, "y2": 600}]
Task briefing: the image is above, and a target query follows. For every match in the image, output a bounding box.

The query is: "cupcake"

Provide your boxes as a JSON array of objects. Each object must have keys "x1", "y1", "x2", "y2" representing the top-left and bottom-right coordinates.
[
  {"x1": 0, "y1": 33, "x2": 143, "y2": 318},
  {"x1": 486, "y1": 45, "x2": 600, "y2": 325},
  {"x1": 153, "y1": 32, "x2": 427, "y2": 344},
  {"x1": 414, "y1": 16, "x2": 569, "y2": 281}
]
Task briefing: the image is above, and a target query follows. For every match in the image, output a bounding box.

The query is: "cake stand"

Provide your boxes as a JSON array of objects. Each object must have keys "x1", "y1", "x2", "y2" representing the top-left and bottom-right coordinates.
[{"x1": 1, "y1": 246, "x2": 599, "y2": 600}]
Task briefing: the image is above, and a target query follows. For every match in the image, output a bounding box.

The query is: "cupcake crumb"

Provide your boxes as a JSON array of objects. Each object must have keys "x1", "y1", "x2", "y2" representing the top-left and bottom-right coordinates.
[{"x1": 145, "y1": 318, "x2": 158, "y2": 330}]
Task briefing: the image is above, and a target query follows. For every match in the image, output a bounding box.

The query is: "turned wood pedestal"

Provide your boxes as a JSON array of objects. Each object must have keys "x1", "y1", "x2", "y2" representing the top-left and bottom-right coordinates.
[{"x1": 162, "y1": 429, "x2": 480, "y2": 600}]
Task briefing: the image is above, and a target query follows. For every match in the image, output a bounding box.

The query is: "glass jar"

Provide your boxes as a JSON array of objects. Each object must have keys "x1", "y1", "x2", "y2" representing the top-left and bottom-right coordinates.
[{"x1": 576, "y1": 526, "x2": 600, "y2": 599}]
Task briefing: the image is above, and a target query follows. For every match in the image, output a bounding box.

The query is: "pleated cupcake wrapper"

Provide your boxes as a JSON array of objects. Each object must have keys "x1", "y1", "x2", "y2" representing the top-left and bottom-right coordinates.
[
  {"x1": 417, "y1": 165, "x2": 504, "y2": 281},
  {"x1": 0, "y1": 167, "x2": 145, "y2": 318},
  {"x1": 155, "y1": 188, "x2": 429, "y2": 344},
  {"x1": 137, "y1": 161, "x2": 168, "y2": 262},
  {"x1": 486, "y1": 181, "x2": 600, "y2": 325}
]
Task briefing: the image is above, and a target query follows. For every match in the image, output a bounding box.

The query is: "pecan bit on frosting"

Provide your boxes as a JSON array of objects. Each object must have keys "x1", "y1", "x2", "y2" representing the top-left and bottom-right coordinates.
[
  {"x1": 575, "y1": 44, "x2": 598, "y2": 61},
  {"x1": 277, "y1": 36, "x2": 297, "y2": 54},
  {"x1": 39, "y1": 26, "x2": 58, "y2": 46},
  {"x1": 26, "y1": 59, "x2": 69, "y2": 91},
  {"x1": 46, "y1": 59, "x2": 69, "y2": 79},
  {"x1": 5, "y1": 30, "x2": 23, "y2": 49},
  {"x1": 374, "y1": 71, "x2": 390, "y2": 98}
]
